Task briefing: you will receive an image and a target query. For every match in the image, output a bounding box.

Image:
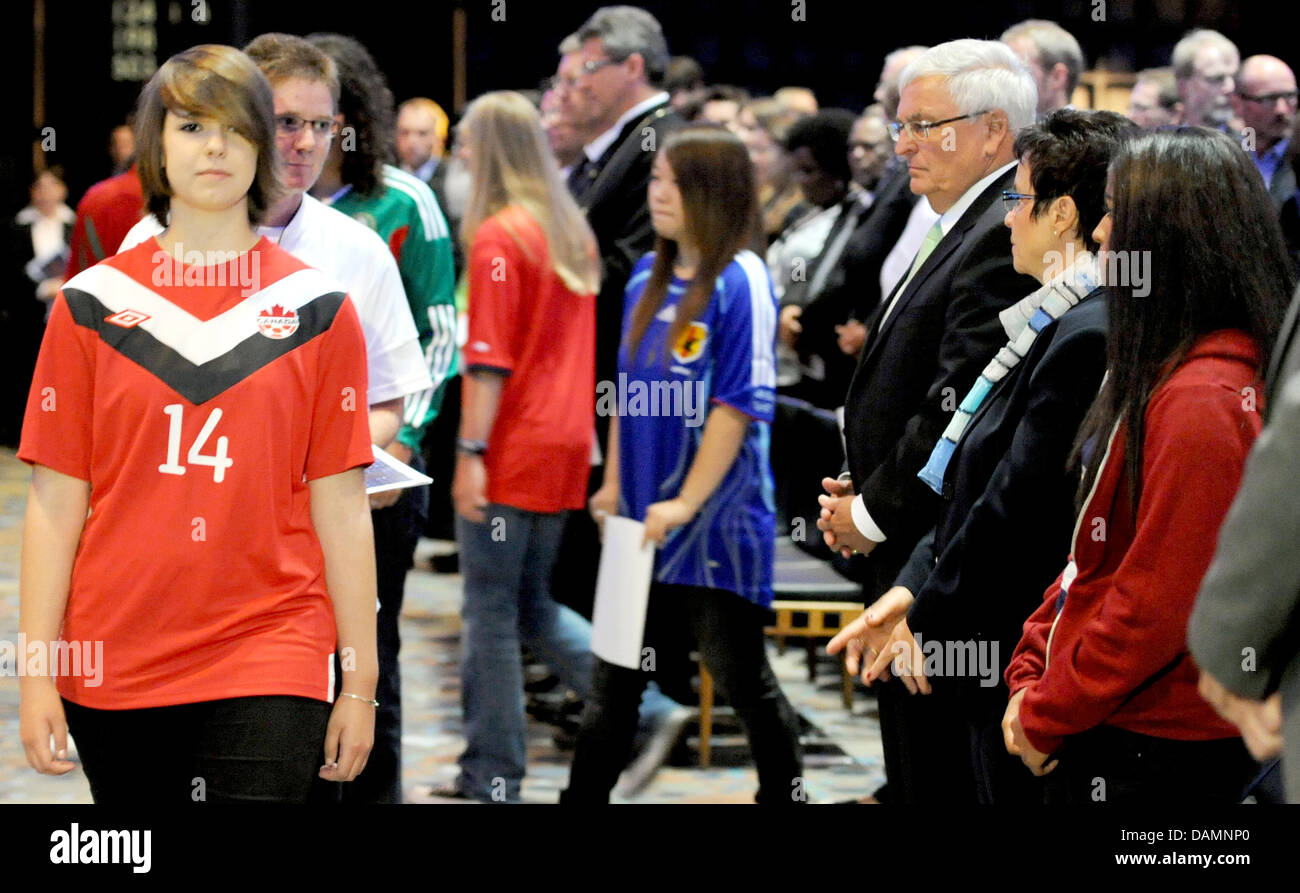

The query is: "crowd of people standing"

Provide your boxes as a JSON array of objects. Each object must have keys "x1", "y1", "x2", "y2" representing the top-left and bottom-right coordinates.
[{"x1": 12, "y1": 7, "x2": 1300, "y2": 805}]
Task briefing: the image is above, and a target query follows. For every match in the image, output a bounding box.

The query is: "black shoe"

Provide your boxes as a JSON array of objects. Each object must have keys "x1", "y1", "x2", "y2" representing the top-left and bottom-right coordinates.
[
  {"x1": 431, "y1": 552, "x2": 460, "y2": 574},
  {"x1": 410, "y1": 782, "x2": 478, "y2": 803}
]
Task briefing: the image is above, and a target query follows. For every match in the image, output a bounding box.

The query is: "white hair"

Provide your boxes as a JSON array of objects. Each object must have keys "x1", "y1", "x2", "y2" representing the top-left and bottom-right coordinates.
[
  {"x1": 1001, "y1": 19, "x2": 1086, "y2": 94},
  {"x1": 899, "y1": 38, "x2": 1038, "y2": 133},
  {"x1": 1171, "y1": 29, "x2": 1239, "y2": 81}
]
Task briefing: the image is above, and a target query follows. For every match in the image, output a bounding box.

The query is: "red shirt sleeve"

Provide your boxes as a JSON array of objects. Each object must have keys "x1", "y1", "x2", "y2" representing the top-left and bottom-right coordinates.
[
  {"x1": 304, "y1": 295, "x2": 374, "y2": 481},
  {"x1": 1019, "y1": 379, "x2": 1262, "y2": 755},
  {"x1": 464, "y1": 219, "x2": 525, "y2": 374},
  {"x1": 17, "y1": 293, "x2": 96, "y2": 480}
]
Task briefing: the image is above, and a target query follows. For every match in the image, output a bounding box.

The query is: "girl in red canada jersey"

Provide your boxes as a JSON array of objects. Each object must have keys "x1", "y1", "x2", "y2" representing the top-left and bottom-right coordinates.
[{"x1": 17, "y1": 45, "x2": 378, "y2": 803}]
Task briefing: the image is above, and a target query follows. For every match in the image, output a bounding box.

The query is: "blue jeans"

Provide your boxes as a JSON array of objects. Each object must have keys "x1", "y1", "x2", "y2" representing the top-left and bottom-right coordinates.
[{"x1": 456, "y1": 504, "x2": 677, "y2": 801}]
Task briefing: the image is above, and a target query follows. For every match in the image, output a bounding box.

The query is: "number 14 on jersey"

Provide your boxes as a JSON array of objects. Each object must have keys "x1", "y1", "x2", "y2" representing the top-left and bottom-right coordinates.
[{"x1": 159, "y1": 403, "x2": 234, "y2": 482}]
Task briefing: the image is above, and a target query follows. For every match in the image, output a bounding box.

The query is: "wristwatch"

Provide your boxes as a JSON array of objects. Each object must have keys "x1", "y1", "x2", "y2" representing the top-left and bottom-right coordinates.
[{"x1": 456, "y1": 437, "x2": 488, "y2": 457}]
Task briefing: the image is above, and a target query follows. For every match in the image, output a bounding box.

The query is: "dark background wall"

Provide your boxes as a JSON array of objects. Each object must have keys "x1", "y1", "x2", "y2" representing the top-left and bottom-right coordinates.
[{"x1": 1, "y1": 0, "x2": 1285, "y2": 215}]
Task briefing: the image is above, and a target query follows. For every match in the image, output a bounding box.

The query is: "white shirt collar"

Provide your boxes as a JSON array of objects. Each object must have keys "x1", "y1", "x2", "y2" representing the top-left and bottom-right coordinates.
[
  {"x1": 584, "y1": 91, "x2": 670, "y2": 163},
  {"x1": 937, "y1": 160, "x2": 1016, "y2": 236}
]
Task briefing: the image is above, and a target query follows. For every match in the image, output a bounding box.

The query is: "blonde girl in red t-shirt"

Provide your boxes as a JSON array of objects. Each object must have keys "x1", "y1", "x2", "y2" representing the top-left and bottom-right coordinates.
[{"x1": 438, "y1": 90, "x2": 601, "y2": 802}]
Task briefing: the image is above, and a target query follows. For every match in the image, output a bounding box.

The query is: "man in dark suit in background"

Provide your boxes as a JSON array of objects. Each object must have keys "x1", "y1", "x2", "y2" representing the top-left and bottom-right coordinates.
[
  {"x1": 552, "y1": 5, "x2": 684, "y2": 618},
  {"x1": 818, "y1": 39, "x2": 1041, "y2": 804},
  {"x1": 546, "y1": 7, "x2": 693, "y2": 781},
  {"x1": 562, "y1": 5, "x2": 684, "y2": 403}
]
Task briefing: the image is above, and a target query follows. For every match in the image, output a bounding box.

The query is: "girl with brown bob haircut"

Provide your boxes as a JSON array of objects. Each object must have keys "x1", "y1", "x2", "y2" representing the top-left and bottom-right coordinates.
[
  {"x1": 135, "y1": 43, "x2": 283, "y2": 225},
  {"x1": 17, "y1": 44, "x2": 378, "y2": 803}
]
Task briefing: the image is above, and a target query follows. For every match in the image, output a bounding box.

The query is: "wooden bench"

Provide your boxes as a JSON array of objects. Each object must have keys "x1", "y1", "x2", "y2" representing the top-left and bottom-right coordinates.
[{"x1": 695, "y1": 537, "x2": 863, "y2": 767}]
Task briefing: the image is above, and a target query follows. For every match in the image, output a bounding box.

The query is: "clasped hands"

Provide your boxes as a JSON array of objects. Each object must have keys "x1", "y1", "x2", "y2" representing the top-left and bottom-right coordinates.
[{"x1": 816, "y1": 476, "x2": 879, "y2": 559}]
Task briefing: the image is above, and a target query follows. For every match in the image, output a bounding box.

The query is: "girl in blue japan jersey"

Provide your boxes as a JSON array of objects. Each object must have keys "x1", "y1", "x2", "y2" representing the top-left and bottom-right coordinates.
[{"x1": 562, "y1": 128, "x2": 804, "y2": 804}]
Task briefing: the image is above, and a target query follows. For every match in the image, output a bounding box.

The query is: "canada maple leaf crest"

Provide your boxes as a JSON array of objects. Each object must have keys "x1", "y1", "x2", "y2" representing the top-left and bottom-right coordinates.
[{"x1": 256, "y1": 303, "x2": 300, "y2": 340}]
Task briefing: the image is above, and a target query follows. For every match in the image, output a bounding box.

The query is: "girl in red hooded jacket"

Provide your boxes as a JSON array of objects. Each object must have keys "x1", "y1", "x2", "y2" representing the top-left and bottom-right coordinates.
[{"x1": 1002, "y1": 128, "x2": 1295, "y2": 804}]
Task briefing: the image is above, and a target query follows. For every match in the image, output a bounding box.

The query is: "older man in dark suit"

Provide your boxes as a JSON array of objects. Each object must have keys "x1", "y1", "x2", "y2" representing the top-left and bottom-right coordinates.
[{"x1": 817, "y1": 39, "x2": 1040, "y2": 804}]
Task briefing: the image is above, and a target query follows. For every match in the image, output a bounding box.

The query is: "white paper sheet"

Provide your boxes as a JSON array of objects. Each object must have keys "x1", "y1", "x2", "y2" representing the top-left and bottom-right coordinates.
[
  {"x1": 590, "y1": 516, "x2": 656, "y2": 669},
  {"x1": 364, "y1": 444, "x2": 434, "y2": 494}
]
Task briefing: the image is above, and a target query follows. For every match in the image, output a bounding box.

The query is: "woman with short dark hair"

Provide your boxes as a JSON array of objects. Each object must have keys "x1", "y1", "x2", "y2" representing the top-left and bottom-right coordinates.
[{"x1": 1002, "y1": 127, "x2": 1295, "y2": 803}]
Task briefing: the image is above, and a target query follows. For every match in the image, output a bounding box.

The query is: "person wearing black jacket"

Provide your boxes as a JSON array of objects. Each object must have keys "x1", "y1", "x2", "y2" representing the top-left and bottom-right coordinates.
[
  {"x1": 817, "y1": 39, "x2": 1041, "y2": 804},
  {"x1": 561, "y1": 7, "x2": 684, "y2": 404}
]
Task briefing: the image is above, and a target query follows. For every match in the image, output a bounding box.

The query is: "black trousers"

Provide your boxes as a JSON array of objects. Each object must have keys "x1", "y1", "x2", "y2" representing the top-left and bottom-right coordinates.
[
  {"x1": 64, "y1": 695, "x2": 331, "y2": 804},
  {"x1": 313, "y1": 456, "x2": 429, "y2": 805},
  {"x1": 1042, "y1": 725, "x2": 1258, "y2": 804},
  {"x1": 969, "y1": 712, "x2": 1047, "y2": 804},
  {"x1": 561, "y1": 583, "x2": 804, "y2": 804},
  {"x1": 874, "y1": 679, "x2": 979, "y2": 804}
]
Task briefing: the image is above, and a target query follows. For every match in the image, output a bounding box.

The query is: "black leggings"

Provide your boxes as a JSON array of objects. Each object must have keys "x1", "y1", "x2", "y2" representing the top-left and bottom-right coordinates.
[
  {"x1": 562, "y1": 583, "x2": 804, "y2": 804},
  {"x1": 63, "y1": 695, "x2": 332, "y2": 804}
]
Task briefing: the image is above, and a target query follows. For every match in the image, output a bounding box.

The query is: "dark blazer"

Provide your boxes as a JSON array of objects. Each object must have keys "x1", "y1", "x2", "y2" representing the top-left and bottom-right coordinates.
[
  {"x1": 789, "y1": 164, "x2": 919, "y2": 407},
  {"x1": 576, "y1": 98, "x2": 685, "y2": 391},
  {"x1": 842, "y1": 166, "x2": 1040, "y2": 595},
  {"x1": 803, "y1": 161, "x2": 920, "y2": 328},
  {"x1": 1270, "y1": 157, "x2": 1297, "y2": 210},
  {"x1": 895, "y1": 293, "x2": 1108, "y2": 714},
  {"x1": 1189, "y1": 284, "x2": 1300, "y2": 802}
]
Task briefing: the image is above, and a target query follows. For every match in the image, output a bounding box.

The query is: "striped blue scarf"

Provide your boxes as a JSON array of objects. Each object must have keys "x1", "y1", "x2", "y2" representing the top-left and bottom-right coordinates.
[{"x1": 917, "y1": 253, "x2": 1100, "y2": 495}]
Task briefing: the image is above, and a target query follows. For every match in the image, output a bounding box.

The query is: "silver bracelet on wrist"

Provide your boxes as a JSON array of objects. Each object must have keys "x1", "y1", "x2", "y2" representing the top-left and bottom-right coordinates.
[{"x1": 339, "y1": 691, "x2": 379, "y2": 708}]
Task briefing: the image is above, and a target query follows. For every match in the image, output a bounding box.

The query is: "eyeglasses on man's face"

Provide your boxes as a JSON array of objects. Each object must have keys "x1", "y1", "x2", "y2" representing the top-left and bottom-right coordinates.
[
  {"x1": 1194, "y1": 71, "x2": 1235, "y2": 89},
  {"x1": 889, "y1": 110, "x2": 990, "y2": 142},
  {"x1": 1237, "y1": 90, "x2": 1299, "y2": 106},
  {"x1": 545, "y1": 58, "x2": 620, "y2": 93},
  {"x1": 276, "y1": 115, "x2": 338, "y2": 138},
  {"x1": 580, "y1": 57, "x2": 620, "y2": 77},
  {"x1": 1000, "y1": 190, "x2": 1038, "y2": 214}
]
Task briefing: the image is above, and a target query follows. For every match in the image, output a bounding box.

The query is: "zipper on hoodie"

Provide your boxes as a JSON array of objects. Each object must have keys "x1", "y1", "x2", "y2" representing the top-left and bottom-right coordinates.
[{"x1": 1045, "y1": 418, "x2": 1122, "y2": 671}]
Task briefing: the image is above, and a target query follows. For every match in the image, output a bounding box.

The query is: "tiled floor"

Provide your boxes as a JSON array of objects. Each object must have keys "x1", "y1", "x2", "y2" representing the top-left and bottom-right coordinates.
[{"x1": 0, "y1": 448, "x2": 884, "y2": 804}]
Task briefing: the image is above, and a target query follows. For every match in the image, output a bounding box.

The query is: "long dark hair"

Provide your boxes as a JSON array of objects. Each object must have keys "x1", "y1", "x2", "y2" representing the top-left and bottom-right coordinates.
[
  {"x1": 626, "y1": 126, "x2": 764, "y2": 361},
  {"x1": 306, "y1": 33, "x2": 392, "y2": 199},
  {"x1": 1071, "y1": 127, "x2": 1294, "y2": 509}
]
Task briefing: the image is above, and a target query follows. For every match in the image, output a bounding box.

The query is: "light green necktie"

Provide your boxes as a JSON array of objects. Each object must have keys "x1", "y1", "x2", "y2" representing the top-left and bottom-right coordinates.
[{"x1": 880, "y1": 220, "x2": 944, "y2": 327}]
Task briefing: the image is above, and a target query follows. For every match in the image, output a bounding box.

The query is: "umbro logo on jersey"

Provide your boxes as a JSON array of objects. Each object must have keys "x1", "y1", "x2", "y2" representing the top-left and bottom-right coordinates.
[
  {"x1": 105, "y1": 309, "x2": 151, "y2": 328},
  {"x1": 63, "y1": 265, "x2": 346, "y2": 405},
  {"x1": 257, "y1": 304, "x2": 300, "y2": 339},
  {"x1": 655, "y1": 305, "x2": 676, "y2": 322}
]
